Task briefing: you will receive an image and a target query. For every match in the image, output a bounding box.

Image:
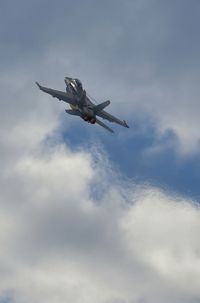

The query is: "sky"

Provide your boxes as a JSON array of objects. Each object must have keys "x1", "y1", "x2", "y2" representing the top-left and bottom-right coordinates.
[{"x1": 1, "y1": 0, "x2": 200, "y2": 302}]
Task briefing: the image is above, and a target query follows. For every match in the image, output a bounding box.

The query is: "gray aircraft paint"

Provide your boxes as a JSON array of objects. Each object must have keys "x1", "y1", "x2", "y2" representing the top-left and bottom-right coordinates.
[{"x1": 36, "y1": 77, "x2": 129, "y2": 133}]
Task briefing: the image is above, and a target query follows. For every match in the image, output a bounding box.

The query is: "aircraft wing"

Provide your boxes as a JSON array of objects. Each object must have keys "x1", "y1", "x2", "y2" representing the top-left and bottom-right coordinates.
[
  {"x1": 96, "y1": 110, "x2": 129, "y2": 128},
  {"x1": 36, "y1": 82, "x2": 76, "y2": 106}
]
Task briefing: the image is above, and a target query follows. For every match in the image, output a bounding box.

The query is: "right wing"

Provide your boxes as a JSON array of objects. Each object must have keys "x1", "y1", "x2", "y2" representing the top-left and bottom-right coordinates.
[
  {"x1": 96, "y1": 118, "x2": 114, "y2": 133},
  {"x1": 97, "y1": 109, "x2": 129, "y2": 128},
  {"x1": 36, "y1": 82, "x2": 76, "y2": 106}
]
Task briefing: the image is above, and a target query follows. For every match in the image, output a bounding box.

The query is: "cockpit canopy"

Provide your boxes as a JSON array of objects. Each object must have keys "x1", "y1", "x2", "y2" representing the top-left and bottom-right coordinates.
[
  {"x1": 65, "y1": 77, "x2": 83, "y2": 95},
  {"x1": 73, "y1": 78, "x2": 82, "y2": 90}
]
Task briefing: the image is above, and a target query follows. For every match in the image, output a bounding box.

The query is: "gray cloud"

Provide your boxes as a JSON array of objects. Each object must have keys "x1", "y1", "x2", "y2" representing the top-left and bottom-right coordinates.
[{"x1": 1, "y1": 0, "x2": 199, "y2": 153}]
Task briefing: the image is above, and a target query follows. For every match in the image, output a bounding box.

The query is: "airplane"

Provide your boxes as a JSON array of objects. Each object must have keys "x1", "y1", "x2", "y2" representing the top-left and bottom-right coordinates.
[{"x1": 36, "y1": 77, "x2": 129, "y2": 133}]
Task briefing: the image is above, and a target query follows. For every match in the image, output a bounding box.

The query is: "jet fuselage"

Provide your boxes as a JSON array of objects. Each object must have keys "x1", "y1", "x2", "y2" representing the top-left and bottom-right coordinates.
[
  {"x1": 65, "y1": 77, "x2": 96, "y2": 124},
  {"x1": 36, "y1": 77, "x2": 129, "y2": 133}
]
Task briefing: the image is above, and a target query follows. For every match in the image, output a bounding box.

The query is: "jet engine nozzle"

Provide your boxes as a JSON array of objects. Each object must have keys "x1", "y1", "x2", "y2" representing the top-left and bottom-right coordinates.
[{"x1": 82, "y1": 115, "x2": 96, "y2": 124}]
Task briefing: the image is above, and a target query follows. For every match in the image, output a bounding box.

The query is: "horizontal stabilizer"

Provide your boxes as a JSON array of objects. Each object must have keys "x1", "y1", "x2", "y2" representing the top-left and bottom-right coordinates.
[
  {"x1": 96, "y1": 118, "x2": 114, "y2": 133},
  {"x1": 65, "y1": 109, "x2": 81, "y2": 116},
  {"x1": 94, "y1": 100, "x2": 110, "y2": 113}
]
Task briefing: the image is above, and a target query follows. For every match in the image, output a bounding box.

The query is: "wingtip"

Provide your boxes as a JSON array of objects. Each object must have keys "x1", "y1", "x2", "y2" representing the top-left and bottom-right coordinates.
[
  {"x1": 35, "y1": 81, "x2": 41, "y2": 89},
  {"x1": 123, "y1": 120, "x2": 129, "y2": 128}
]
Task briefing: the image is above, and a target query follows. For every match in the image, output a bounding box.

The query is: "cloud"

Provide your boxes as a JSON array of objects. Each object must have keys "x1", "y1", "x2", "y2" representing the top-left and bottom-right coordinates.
[
  {"x1": 1, "y1": 67, "x2": 199, "y2": 302},
  {"x1": 0, "y1": 123, "x2": 200, "y2": 302},
  {"x1": 2, "y1": 0, "x2": 200, "y2": 154}
]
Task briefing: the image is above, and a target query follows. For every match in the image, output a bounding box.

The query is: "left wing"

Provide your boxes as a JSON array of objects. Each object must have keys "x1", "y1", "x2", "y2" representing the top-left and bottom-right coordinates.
[
  {"x1": 36, "y1": 82, "x2": 76, "y2": 106},
  {"x1": 97, "y1": 109, "x2": 129, "y2": 128}
]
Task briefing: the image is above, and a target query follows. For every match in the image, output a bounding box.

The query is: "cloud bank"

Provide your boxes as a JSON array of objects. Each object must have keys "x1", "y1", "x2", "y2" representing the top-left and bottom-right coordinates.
[{"x1": 0, "y1": 120, "x2": 200, "y2": 302}]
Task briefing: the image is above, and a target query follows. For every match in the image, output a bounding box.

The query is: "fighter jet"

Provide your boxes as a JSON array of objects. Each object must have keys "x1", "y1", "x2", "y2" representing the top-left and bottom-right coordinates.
[{"x1": 36, "y1": 77, "x2": 129, "y2": 133}]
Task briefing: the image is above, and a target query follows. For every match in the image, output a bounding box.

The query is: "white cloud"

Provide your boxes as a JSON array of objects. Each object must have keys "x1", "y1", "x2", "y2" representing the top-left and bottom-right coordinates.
[
  {"x1": 0, "y1": 61, "x2": 199, "y2": 303},
  {"x1": 0, "y1": 124, "x2": 200, "y2": 302}
]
